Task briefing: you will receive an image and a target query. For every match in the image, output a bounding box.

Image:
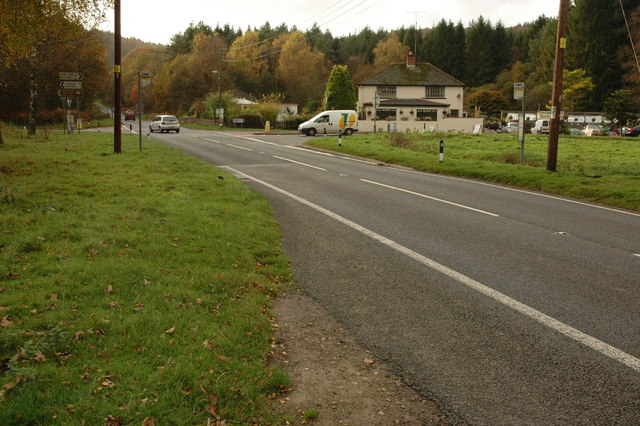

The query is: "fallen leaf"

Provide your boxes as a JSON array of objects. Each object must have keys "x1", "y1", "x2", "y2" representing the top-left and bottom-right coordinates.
[
  {"x1": 104, "y1": 285, "x2": 113, "y2": 294},
  {"x1": 104, "y1": 415, "x2": 122, "y2": 425},
  {"x1": 143, "y1": 279, "x2": 150, "y2": 286},
  {"x1": 364, "y1": 358, "x2": 375, "y2": 365},
  {"x1": 34, "y1": 350, "x2": 47, "y2": 363},
  {"x1": 107, "y1": 302, "x2": 118, "y2": 308},
  {"x1": 202, "y1": 340, "x2": 216, "y2": 350},
  {"x1": 164, "y1": 326, "x2": 175, "y2": 335},
  {"x1": 1, "y1": 316, "x2": 12, "y2": 328},
  {"x1": 73, "y1": 331, "x2": 85, "y2": 342},
  {"x1": 205, "y1": 394, "x2": 219, "y2": 416},
  {"x1": 142, "y1": 418, "x2": 154, "y2": 426},
  {"x1": 101, "y1": 379, "x2": 115, "y2": 388},
  {"x1": 49, "y1": 294, "x2": 58, "y2": 301}
]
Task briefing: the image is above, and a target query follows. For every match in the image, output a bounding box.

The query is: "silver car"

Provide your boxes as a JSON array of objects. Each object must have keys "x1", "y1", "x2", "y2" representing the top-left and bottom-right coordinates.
[{"x1": 149, "y1": 115, "x2": 180, "y2": 133}]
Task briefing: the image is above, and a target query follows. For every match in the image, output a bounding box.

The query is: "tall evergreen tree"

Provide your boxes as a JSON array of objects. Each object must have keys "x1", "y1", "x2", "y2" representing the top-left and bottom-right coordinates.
[
  {"x1": 324, "y1": 65, "x2": 356, "y2": 110},
  {"x1": 464, "y1": 16, "x2": 496, "y2": 86},
  {"x1": 420, "y1": 20, "x2": 465, "y2": 79},
  {"x1": 568, "y1": 0, "x2": 633, "y2": 109}
]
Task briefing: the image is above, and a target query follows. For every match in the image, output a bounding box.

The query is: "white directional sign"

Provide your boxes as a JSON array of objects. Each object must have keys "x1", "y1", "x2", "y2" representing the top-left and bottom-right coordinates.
[
  {"x1": 60, "y1": 81, "x2": 82, "y2": 89},
  {"x1": 59, "y1": 72, "x2": 83, "y2": 81}
]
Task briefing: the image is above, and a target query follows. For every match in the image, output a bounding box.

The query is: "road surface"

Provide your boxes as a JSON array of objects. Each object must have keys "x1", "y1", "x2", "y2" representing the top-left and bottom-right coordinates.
[{"x1": 149, "y1": 126, "x2": 640, "y2": 423}]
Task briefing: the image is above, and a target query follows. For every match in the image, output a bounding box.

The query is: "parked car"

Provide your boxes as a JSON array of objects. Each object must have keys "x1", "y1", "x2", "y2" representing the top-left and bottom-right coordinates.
[
  {"x1": 502, "y1": 122, "x2": 519, "y2": 133},
  {"x1": 149, "y1": 115, "x2": 180, "y2": 133},
  {"x1": 124, "y1": 110, "x2": 136, "y2": 121},
  {"x1": 582, "y1": 124, "x2": 603, "y2": 136},
  {"x1": 623, "y1": 125, "x2": 640, "y2": 137}
]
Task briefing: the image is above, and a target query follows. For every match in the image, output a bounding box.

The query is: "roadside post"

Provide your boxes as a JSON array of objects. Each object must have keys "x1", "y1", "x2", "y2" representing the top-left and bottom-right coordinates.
[
  {"x1": 514, "y1": 82, "x2": 526, "y2": 165},
  {"x1": 373, "y1": 91, "x2": 380, "y2": 133},
  {"x1": 139, "y1": 72, "x2": 151, "y2": 152},
  {"x1": 439, "y1": 139, "x2": 444, "y2": 162},
  {"x1": 338, "y1": 130, "x2": 343, "y2": 147}
]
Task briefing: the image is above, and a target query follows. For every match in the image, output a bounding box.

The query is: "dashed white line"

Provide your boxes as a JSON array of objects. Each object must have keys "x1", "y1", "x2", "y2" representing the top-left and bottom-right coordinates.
[
  {"x1": 361, "y1": 179, "x2": 500, "y2": 217},
  {"x1": 273, "y1": 155, "x2": 327, "y2": 171},
  {"x1": 227, "y1": 143, "x2": 253, "y2": 151},
  {"x1": 224, "y1": 166, "x2": 640, "y2": 374}
]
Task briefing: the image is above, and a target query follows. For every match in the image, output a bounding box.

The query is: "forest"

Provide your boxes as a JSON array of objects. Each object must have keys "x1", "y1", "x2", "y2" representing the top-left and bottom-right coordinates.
[{"x1": 1, "y1": 0, "x2": 639, "y2": 129}]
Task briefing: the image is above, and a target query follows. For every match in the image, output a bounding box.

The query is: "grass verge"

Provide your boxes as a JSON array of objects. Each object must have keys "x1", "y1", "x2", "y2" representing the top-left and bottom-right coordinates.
[
  {"x1": 0, "y1": 126, "x2": 291, "y2": 424},
  {"x1": 305, "y1": 132, "x2": 640, "y2": 211}
]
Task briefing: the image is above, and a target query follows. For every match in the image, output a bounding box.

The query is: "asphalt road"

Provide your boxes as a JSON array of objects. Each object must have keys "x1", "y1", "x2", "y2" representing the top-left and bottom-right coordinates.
[{"x1": 149, "y1": 126, "x2": 640, "y2": 423}]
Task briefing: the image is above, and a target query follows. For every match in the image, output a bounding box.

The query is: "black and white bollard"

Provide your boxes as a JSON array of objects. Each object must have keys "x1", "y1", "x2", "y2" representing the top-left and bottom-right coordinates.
[
  {"x1": 439, "y1": 139, "x2": 444, "y2": 162},
  {"x1": 338, "y1": 130, "x2": 343, "y2": 147}
]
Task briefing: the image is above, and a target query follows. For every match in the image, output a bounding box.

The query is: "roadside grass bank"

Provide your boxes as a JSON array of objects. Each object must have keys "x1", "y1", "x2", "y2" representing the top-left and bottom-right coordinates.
[
  {"x1": 0, "y1": 126, "x2": 292, "y2": 424},
  {"x1": 305, "y1": 132, "x2": 640, "y2": 211}
]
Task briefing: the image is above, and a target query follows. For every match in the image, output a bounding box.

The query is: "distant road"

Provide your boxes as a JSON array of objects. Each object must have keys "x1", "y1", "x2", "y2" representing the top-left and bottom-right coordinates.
[{"x1": 153, "y1": 127, "x2": 640, "y2": 423}]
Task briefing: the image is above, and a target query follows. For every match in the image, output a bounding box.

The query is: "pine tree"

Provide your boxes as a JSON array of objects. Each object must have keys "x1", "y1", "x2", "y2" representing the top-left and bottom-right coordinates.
[
  {"x1": 464, "y1": 17, "x2": 496, "y2": 86},
  {"x1": 324, "y1": 65, "x2": 356, "y2": 110},
  {"x1": 568, "y1": 0, "x2": 632, "y2": 109}
]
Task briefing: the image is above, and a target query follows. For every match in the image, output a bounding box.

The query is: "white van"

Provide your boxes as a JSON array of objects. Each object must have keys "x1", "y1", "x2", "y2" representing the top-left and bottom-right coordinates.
[
  {"x1": 298, "y1": 110, "x2": 358, "y2": 136},
  {"x1": 531, "y1": 119, "x2": 550, "y2": 134}
]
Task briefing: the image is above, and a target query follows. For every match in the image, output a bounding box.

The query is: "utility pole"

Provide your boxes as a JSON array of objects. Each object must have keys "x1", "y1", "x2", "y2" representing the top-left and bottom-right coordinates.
[
  {"x1": 547, "y1": 0, "x2": 570, "y2": 171},
  {"x1": 113, "y1": 0, "x2": 122, "y2": 154}
]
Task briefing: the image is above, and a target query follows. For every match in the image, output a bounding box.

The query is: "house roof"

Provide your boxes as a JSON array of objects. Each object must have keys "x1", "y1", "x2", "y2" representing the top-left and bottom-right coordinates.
[
  {"x1": 359, "y1": 62, "x2": 464, "y2": 87},
  {"x1": 363, "y1": 98, "x2": 450, "y2": 108}
]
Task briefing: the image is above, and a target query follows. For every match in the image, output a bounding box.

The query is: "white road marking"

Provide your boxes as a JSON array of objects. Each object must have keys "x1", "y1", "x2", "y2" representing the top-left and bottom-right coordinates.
[
  {"x1": 361, "y1": 179, "x2": 500, "y2": 217},
  {"x1": 398, "y1": 168, "x2": 640, "y2": 217},
  {"x1": 201, "y1": 137, "x2": 222, "y2": 144},
  {"x1": 273, "y1": 156, "x2": 327, "y2": 171},
  {"x1": 227, "y1": 143, "x2": 253, "y2": 151},
  {"x1": 634, "y1": 254, "x2": 640, "y2": 258},
  {"x1": 226, "y1": 166, "x2": 640, "y2": 374},
  {"x1": 213, "y1": 133, "x2": 639, "y2": 217}
]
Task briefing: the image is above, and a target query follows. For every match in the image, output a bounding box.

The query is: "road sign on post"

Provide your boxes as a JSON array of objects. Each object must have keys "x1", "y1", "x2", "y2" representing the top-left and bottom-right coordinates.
[
  {"x1": 60, "y1": 81, "x2": 82, "y2": 89},
  {"x1": 59, "y1": 72, "x2": 83, "y2": 81}
]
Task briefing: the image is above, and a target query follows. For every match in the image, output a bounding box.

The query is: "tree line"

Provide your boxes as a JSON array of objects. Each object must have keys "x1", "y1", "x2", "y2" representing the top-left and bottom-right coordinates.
[{"x1": 2, "y1": 0, "x2": 639, "y2": 131}]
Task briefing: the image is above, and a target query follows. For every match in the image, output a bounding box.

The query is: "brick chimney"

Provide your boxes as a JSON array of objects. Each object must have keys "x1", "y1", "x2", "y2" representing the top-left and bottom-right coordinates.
[{"x1": 406, "y1": 51, "x2": 416, "y2": 68}]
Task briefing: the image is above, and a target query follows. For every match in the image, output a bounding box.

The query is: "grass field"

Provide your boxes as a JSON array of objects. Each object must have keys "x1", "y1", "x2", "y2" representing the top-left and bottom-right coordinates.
[
  {"x1": 305, "y1": 132, "x2": 640, "y2": 211},
  {"x1": 0, "y1": 127, "x2": 292, "y2": 424}
]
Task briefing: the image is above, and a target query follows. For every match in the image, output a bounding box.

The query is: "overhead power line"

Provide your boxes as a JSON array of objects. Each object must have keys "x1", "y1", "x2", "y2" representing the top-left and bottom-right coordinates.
[
  {"x1": 619, "y1": 0, "x2": 640, "y2": 76},
  {"x1": 223, "y1": 0, "x2": 372, "y2": 63}
]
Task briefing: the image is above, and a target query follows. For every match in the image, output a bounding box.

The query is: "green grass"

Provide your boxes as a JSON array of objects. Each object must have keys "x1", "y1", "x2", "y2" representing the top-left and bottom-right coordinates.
[
  {"x1": 0, "y1": 126, "x2": 292, "y2": 424},
  {"x1": 306, "y1": 132, "x2": 640, "y2": 211}
]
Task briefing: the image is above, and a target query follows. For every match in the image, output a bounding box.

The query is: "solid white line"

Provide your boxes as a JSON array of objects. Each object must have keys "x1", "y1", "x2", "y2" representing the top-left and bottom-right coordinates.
[
  {"x1": 226, "y1": 166, "x2": 640, "y2": 374},
  {"x1": 361, "y1": 179, "x2": 500, "y2": 217},
  {"x1": 634, "y1": 254, "x2": 640, "y2": 258},
  {"x1": 227, "y1": 143, "x2": 253, "y2": 151},
  {"x1": 273, "y1": 156, "x2": 327, "y2": 171}
]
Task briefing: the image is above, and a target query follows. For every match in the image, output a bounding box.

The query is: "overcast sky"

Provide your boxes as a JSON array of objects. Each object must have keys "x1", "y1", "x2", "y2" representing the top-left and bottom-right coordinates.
[{"x1": 99, "y1": 0, "x2": 561, "y2": 45}]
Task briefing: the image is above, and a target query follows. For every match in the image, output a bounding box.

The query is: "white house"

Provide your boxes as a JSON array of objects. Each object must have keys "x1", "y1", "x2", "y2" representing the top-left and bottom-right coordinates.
[{"x1": 357, "y1": 52, "x2": 483, "y2": 133}]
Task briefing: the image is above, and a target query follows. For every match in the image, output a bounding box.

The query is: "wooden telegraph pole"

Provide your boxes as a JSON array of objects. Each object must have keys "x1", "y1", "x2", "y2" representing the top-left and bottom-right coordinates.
[
  {"x1": 547, "y1": 0, "x2": 570, "y2": 171},
  {"x1": 114, "y1": 0, "x2": 122, "y2": 153}
]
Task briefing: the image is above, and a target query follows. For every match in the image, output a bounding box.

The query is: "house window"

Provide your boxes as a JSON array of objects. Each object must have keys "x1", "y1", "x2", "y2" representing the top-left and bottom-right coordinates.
[
  {"x1": 416, "y1": 109, "x2": 437, "y2": 121},
  {"x1": 376, "y1": 108, "x2": 396, "y2": 120},
  {"x1": 425, "y1": 86, "x2": 445, "y2": 98},
  {"x1": 450, "y1": 109, "x2": 459, "y2": 117},
  {"x1": 377, "y1": 86, "x2": 396, "y2": 97}
]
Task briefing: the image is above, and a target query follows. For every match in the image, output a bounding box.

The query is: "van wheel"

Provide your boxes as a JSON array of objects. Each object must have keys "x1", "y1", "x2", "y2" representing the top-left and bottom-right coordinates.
[
  {"x1": 307, "y1": 128, "x2": 316, "y2": 136},
  {"x1": 344, "y1": 128, "x2": 353, "y2": 136}
]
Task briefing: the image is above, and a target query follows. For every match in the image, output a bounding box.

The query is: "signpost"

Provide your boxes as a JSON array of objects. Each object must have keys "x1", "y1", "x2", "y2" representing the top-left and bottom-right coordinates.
[
  {"x1": 514, "y1": 82, "x2": 526, "y2": 165},
  {"x1": 59, "y1": 72, "x2": 84, "y2": 134}
]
